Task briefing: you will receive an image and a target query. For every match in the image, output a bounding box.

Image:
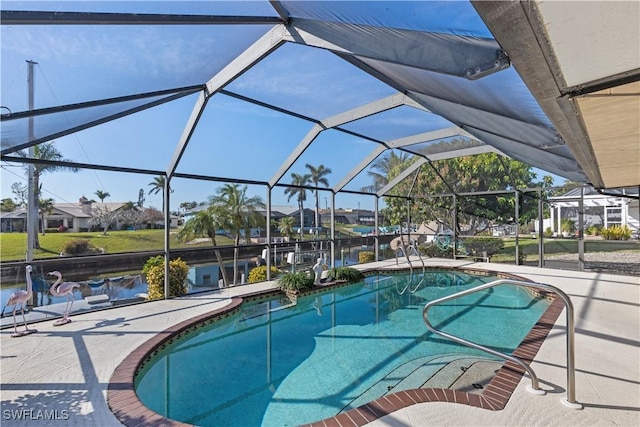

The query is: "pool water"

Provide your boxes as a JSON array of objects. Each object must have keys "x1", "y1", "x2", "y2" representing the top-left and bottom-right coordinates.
[{"x1": 135, "y1": 270, "x2": 550, "y2": 426}]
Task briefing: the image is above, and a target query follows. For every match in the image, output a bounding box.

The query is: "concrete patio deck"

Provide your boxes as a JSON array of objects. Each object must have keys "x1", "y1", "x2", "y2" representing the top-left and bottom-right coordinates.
[{"x1": 1, "y1": 258, "x2": 638, "y2": 426}]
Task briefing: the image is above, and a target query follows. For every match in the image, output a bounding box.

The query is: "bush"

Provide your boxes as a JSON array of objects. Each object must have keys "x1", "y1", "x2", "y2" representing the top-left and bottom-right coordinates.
[
  {"x1": 61, "y1": 238, "x2": 101, "y2": 255},
  {"x1": 358, "y1": 251, "x2": 375, "y2": 264},
  {"x1": 544, "y1": 227, "x2": 553, "y2": 237},
  {"x1": 327, "y1": 267, "x2": 364, "y2": 283},
  {"x1": 601, "y1": 225, "x2": 632, "y2": 240},
  {"x1": 419, "y1": 244, "x2": 453, "y2": 258},
  {"x1": 462, "y1": 237, "x2": 504, "y2": 257},
  {"x1": 143, "y1": 256, "x2": 189, "y2": 300},
  {"x1": 45, "y1": 228, "x2": 60, "y2": 234},
  {"x1": 561, "y1": 219, "x2": 575, "y2": 234},
  {"x1": 277, "y1": 272, "x2": 315, "y2": 292},
  {"x1": 248, "y1": 265, "x2": 281, "y2": 283},
  {"x1": 585, "y1": 224, "x2": 602, "y2": 236}
]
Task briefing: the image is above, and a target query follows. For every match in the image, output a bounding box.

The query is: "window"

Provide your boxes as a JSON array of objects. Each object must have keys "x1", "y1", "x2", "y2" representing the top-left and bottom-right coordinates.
[{"x1": 605, "y1": 206, "x2": 622, "y2": 227}]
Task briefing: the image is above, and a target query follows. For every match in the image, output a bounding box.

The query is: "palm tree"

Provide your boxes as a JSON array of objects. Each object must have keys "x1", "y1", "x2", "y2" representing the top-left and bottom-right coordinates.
[
  {"x1": 177, "y1": 208, "x2": 230, "y2": 287},
  {"x1": 278, "y1": 216, "x2": 295, "y2": 242},
  {"x1": 94, "y1": 190, "x2": 110, "y2": 202},
  {"x1": 305, "y1": 163, "x2": 332, "y2": 236},
  {"x1": 209, "y1": 184, "x2": 265, "y2": 285},
  {"x1": 283, "y1": 172, "x2": 310, "y2": 240},
  {"x1": 148, "y1": 175, "x2": 172, "y2": 212},
  {"x1": 38, "y1": 197, "x2": 54, "y2": 236},
  {"x1": 360, "y1": 151, "x2": 411, "y2": 193},
  {"x1": 17, "y1": 142, "x2": 78, "y2": 248}
]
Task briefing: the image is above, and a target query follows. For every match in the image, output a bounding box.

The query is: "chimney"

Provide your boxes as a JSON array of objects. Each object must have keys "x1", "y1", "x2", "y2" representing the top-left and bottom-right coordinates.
[{"x1": 79, "y1": 196, "x2": 92, "y2": 215}]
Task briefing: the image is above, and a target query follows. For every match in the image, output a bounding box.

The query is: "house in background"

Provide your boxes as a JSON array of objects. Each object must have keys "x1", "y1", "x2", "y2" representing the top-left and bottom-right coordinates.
[
  {"x1": 0, "y1": 196, "x2": 179, "y2": 232},
  {"x1": 544, "y1": 187, "x2": 639, "y2": 237},
  {"x1": 0, "y1": 209, "x2": 27, "y2": 232}
]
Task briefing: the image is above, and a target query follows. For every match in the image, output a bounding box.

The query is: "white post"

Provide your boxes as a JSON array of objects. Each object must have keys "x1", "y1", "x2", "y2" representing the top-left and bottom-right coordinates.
[{"x1": 26, "y1": 60, "x2": 38, "y2": 262}]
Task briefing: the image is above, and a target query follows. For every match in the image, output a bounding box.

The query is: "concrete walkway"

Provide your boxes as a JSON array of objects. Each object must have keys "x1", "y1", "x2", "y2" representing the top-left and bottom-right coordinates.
[{"x1": 1, "y1": 259, "x2": 638, "y2": 426}]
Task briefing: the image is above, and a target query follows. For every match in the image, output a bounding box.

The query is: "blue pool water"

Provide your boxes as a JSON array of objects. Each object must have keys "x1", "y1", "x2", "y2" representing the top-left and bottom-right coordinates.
[{"x1": 135, "y1": 270, "x2": 550, "y2": 426}]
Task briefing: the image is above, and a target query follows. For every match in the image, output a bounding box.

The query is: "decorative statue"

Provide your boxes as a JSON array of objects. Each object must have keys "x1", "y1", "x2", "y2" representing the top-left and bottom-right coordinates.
[
  {"x1": 1, "y1": 265, "x2": 37, "y2": 337},
  {"x1": 312, "y1": 258, "x2": 324, "y2": 285},
  {"x1": 48, "y1": 271, "x2": 81, "y2": 326}
]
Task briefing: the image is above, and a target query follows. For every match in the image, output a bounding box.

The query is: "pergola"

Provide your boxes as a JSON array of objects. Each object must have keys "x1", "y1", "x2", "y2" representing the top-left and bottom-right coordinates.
[{"x1": 1, "y1": 1, "x2": 638, "y2": 288}]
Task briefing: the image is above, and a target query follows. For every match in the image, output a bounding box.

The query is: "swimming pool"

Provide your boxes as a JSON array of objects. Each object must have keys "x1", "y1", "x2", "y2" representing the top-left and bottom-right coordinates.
[{"x1": 134, "y1": 270, "x2": 550, "y2": 426}]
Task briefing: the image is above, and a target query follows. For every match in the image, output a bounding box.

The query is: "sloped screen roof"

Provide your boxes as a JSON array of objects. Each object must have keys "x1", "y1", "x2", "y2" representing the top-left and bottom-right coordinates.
[{"x1": 2, "y1": 0, "x2": 600, "y2": 205}]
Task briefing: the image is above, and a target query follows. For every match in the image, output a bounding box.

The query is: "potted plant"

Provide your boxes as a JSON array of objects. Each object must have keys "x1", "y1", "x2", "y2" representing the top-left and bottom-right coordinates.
[
  {"x1": 561, "y1": 219, "x2": 575, "y2": 238},
  {"x1": 277, "y1": 271, "x2": 314, "y2": 300},
  {"x1": 326, "y1": 267, "x2": 364, "y2": 283}
]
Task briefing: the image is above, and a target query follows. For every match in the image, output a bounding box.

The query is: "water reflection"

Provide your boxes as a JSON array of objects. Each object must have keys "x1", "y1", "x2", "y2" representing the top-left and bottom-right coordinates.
[{"x1": 1, "y1": 270, "x2": 147, "y2": 308}]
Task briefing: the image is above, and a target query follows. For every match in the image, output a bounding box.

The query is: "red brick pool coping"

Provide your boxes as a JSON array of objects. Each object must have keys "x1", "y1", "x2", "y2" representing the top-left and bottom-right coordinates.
[{"x1": 107, "y1": 272, "x2": 565, "y2": 427}]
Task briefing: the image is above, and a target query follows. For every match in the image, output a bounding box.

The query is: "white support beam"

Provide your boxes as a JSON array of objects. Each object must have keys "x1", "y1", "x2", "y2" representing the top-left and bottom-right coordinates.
[
  {"x1": 268, "y1": 123, "x2": 324, "y2": 187},
  {"x1": 269, "y1": 93, "x2": 408, "y2": 187},
  {"x1": 205, "y1": 25, "x2": 287, "y2": 96},
  {"x1": 321, "y1": 93, "x2": 406, "y2": 128},
  {"x1": 168, "y1": 25, "x2": 287, "y2": 177},
  {"x1": 333, "y1": 145, "x2": 387, "y2": 193},
  {"x1": 377, "y1": 158, "x2": 428, "y2": 197},
  {"x1": 425, "y1": 145, "x2": 502, "y2": 161},
  {"x1": 387, "y1": 126, "x2": 478, "y2": 149}
]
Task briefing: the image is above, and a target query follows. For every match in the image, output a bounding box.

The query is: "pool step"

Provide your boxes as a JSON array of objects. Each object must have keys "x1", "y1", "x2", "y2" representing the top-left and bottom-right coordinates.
[
  {"x1": 342, "y1": 354, "x2": 458, "y2": 411},
  {"x1": 422, "y1": 358, "x2": 502, "y2": 394},
  {"x1": 342, "y1": 355, "x2": 502, "y2": 412}
]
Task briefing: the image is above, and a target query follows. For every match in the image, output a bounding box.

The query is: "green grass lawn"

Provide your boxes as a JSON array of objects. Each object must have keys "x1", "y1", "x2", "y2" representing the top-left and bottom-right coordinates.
[
  {"x1": 491, "y1": 236, "x2": 639, "y2": 262},
  {"x1": 0, "y1": 230, "x2": 234, "y2": 262},
  {"x1": 2, "y1": 230, "x2": 637, "y2": 263}
]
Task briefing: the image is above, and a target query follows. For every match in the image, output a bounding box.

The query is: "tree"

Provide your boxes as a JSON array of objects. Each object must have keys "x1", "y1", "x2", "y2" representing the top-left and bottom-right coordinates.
[
  {"x1": 305, "y1": 163, "x2": 331, "y2": 237},
  {"x1": 283, "y1": 172, "x2": 310, "y2": 240},
  {"x1": 17, "y1": 142, "x2": 78, "y2": 248},
  {"x1": 11, "y1": 182, "x2": 28, "y2": 208},
  {"x1": 383, "y1": 152, "x2": 553, "y2": 234},
  {"x1": 148, "y1": 176, "x2": 172, "y2": 212},
  {"x1": 94, "y1": 190, "x2": 110, "y2": 202},
  {"x1": 179, "y1": 201, "x2": 197, "y2": 213},
  {"x1": 90, "y1": 205, "x2": 119, "y2": 235},
  {"x1": 1, "y1": 198, "x2": 16, "y2": 212},
  {"x1": 361, "y1": 151, "x2": 411, "y2": 193},
  {"x1": 278, "y1": 216, "x2": 295, "y2": 242},
  {"x1": 38, "y1": 196, "x2": 54, "y2": 235},
  {"x1": 119, "y1": 202, "x2": 143, "y2": 229},
  {"x1": 177, "y1": 208, "x2": 230, "y2": 287},
  {"x1": 209, "y1": 184, "x2": 265, "y2": 285},
  {"x1": 142, "y1": 207, "x2": 164, "y2": 229}
]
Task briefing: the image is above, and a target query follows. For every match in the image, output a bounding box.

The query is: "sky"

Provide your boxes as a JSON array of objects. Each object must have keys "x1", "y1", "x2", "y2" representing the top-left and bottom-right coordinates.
[{"x1": 1, "y1": 1, "x2": 564, "y2": 213}]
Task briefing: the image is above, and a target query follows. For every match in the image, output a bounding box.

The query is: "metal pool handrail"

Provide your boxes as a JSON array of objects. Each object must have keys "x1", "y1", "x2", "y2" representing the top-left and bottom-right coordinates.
[
  {"x1": 422, "y1": 278, "x2": 582, "y2": 409},
  {"x1": 406, "y1": 244, "x2": 426, "y2": 293}
]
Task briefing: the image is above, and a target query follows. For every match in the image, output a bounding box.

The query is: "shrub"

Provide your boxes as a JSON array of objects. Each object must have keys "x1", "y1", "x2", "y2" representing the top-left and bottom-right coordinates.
[
  {"x1": 277, "y1": 272, "x2": 315, "y2": 293},
  {"x1": 462, "y1": 237, "x2": 504, "y2": 257},
  {"x1": 358, "y1": 251, "x2": 375, "y2": 264},
  {"x1": 248, "y1": 265, "x2": 281, "y2": 283},
  {"x1": 143, "y1": 256, "x2": 189, "y2": 300},
  {"x1": 601, "y1": 225, "x2": 632, "y2": 240},
  {"x1": 561, "y1": 219, "x2": 575, "y2": 234},
  {"x1": 585, "y1": 224, "x2": 602, "y2": 236},
  {"x1": 61, "y1": 238, "x2": 101, "y2": 255},
  {"x1": 419, "y1": 244, "x2": 453, "y2": 258},
  {"x1": 327, "y1": 267, "x2": 364, "y2": 283},
  {"x1": 544, "y1": 227, "x2": 553, "y2": 237}
]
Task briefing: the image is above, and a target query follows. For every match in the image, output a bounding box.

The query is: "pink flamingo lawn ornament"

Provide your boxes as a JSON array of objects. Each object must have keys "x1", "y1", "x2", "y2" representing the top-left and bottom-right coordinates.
[
  {"x1": 1, "y1": 265, "x2": 38, "y2": 337},
  {"x1": 48, "y1": 271, "x2": 81, "y2": 326}
]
